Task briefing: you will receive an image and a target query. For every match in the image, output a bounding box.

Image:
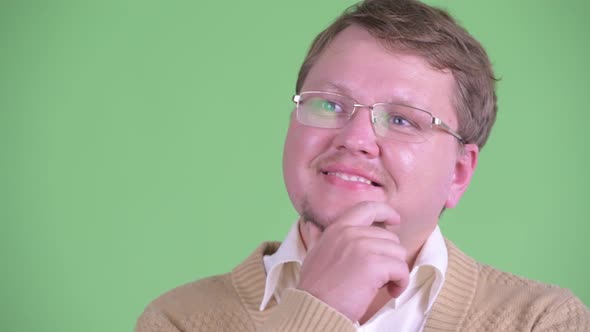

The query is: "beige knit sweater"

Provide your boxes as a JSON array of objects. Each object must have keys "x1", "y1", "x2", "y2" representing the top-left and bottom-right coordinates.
[{"x1": 135, "y1": 240, "x2": 590, "y2": 331}]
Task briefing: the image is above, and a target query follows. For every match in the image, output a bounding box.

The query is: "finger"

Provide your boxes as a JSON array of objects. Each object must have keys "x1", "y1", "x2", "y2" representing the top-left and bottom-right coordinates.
[
  {"x1": 336, "y1": 226, "x2": 401, "y2": 244},
  {"x1": 355, "y1": 237, "x2": 406, "y2": 259},
  {"x1": 367, "y1": 255, "x2": 409, "y2": 297},
  {"x1": 384, "y1": 260, "x2": 410, "y2": 298},
  {"x1": 387, "y1": 280, "x2": 408, "y2": 298},
  {"x1": 335, "y1": 201, "x2": 401, "y2": 228}
]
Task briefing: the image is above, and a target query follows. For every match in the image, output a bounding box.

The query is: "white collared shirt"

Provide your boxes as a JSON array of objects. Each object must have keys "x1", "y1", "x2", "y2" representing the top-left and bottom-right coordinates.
[{"x1": 260, "y1": 222, "x2": 448, "y2": 332}]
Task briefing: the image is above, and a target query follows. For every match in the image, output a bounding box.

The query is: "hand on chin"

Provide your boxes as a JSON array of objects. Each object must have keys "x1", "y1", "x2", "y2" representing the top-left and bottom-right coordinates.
[{"x1": 297, "y1": 201, "x2": 408, "y2": 322}]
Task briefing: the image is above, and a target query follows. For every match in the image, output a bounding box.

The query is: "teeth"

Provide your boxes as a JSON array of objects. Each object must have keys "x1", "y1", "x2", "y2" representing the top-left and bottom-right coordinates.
[{"x1": 327, "y1": 172, "x2": 372, "y2": 185}]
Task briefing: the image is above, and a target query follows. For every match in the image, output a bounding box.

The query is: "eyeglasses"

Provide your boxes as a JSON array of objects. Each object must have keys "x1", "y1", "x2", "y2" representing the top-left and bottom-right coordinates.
[{"x1": 292, "y1": 91, "x2": 464, "y2": 143}]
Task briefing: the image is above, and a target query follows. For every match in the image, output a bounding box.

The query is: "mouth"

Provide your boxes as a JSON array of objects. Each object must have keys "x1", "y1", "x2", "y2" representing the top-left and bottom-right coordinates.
[
  {"x1": 372, "y1": 221, "x2": 387, "y2": 228},
  {"x1": 321, "y1": 170, "x2": 382, "y2": 187}
]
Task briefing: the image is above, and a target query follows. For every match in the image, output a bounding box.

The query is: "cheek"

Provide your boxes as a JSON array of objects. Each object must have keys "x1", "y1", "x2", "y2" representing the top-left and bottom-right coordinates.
[
  {"x1": 397, "y1": 148, "x2": 417, "y2": 172},
  {"x1": 283, "y1": 124, "x2": 302, "y2": 207},
  {"x1": 382, "y1": 142, "x2": 456, "y2": 197},
  {"x1": 282, "y1": 120, "x2": 331, "y2": 211},
  {"x1": 283, "y1": 132, "x2": 299, "y2": 181},
  {"x1": 380, "y1": 144, "x2": 418, "y2": 185}
]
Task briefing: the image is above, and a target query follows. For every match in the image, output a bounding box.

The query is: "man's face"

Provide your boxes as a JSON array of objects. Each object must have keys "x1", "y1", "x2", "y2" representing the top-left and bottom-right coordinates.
[{"x1": 283, "y1": 26, "x2": 477, "y2": 251}]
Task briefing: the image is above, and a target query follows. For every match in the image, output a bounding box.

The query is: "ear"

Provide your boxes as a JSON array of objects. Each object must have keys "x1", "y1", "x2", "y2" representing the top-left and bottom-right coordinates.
[{"x1": 445, "y1": 143, "x2": 479, "y2": 208}]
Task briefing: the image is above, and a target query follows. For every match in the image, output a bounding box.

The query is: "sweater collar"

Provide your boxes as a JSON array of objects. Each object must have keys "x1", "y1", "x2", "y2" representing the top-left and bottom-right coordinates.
[
  {"x1": 231, "y1": 241, "x2": 280, "y2": 329},
  {"x1": 259, "y1": 222, "x2": 305, "y2": 310},
  {"x1": 259, "y1": 223, "x2": 449, "y2": 315},
  {"x1": 422, "y1": 239, "x2": 478, "y2": 332},
  {"x1": 231, "y1": 238, "x2": 478, "y2": 331}
]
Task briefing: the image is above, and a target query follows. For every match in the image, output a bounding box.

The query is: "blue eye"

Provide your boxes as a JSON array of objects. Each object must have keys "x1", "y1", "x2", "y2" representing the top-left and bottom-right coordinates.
[{"x1": 390, "y1": 115, "x2": 412, "y2": 127}]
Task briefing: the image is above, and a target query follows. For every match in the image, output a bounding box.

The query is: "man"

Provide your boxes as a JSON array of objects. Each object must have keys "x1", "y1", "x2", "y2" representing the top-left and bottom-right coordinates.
[{"x1": 136, "y1": 0, "x2": 590, "y2": 330}]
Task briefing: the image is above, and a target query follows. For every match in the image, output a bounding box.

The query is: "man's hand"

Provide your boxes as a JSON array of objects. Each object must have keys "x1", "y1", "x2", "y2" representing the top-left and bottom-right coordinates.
[{"x1": 297, "y1": 201, "x2": 410, "y2": 322}]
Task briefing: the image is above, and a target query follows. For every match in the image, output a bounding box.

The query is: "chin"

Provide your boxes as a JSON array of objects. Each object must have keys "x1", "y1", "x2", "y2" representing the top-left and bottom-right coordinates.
[{"x1": 299, "y1": 197, "x2": 358, "y2": 229}]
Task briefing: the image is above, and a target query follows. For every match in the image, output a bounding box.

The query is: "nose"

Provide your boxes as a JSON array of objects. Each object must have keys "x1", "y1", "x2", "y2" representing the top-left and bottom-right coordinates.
[{"x1": 332, "y1": 107, "x2": 380, "y2": 158}]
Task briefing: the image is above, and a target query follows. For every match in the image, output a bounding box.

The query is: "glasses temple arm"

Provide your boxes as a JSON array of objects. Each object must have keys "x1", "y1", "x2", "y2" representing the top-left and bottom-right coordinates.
[{"x1": 433, "y1": 117, "x2": 464, "y2": 143}]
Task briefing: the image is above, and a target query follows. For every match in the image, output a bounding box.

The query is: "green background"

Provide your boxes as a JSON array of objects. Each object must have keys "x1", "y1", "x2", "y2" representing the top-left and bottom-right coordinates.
[{"x1": 2, "y1": 0, "x2": 589, "y2": 331}]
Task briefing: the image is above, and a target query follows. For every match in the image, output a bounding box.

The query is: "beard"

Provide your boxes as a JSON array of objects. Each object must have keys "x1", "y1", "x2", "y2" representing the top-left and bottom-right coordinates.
[{"x1": 300, "y1": 196, "x2": 331, "y2": 232}]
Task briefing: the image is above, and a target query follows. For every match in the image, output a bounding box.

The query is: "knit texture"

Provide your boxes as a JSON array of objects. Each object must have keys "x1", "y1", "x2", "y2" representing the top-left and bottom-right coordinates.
[{"x1": 135, "y1": 240, "x2": 590, "y2": 331}]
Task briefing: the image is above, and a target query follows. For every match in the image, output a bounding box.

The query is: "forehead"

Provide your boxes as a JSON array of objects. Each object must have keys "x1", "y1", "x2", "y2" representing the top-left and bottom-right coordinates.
[{"x1": 302, "y1": 25, "x2": 457, "y2": 121}]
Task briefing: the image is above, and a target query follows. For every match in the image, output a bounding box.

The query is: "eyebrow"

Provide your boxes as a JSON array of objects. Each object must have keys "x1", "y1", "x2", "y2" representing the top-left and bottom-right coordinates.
[
  {"x1": 323, "y1": 82, "x2": 355, "y2": 97},
  {"x1": 321, "y1": 81, "x2": 424, "y2": 110}
]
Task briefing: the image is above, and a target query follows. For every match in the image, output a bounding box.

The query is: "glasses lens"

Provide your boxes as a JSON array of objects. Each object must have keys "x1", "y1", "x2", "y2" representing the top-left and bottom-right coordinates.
[
  {"x1": 372, "y1": 104, "x2": 432, "y2": 143},
  {"x1": 296, "y1": 92, "x2": 352, "y2": 129}
]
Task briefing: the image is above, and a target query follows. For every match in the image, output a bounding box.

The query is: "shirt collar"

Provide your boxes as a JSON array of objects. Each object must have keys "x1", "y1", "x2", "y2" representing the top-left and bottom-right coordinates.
[
  {"x1": 259, "y1": 222, "x2": 447, "y2": 313},
  {"x1": 394, "y1": 225, "x2": 448, "y2": 312},
  {"x1": 260, "y1": 222, "x2": 305, "y2": 310}
]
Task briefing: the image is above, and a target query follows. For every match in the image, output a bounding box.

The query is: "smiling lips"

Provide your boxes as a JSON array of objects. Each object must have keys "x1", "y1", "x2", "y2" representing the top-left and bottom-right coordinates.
[
  {"x1": 320, "y1": 168, "x2": 382, "y2": 187},
  {"x1": 326, "y1": 171, "x2": 373, "y2": 185}
]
